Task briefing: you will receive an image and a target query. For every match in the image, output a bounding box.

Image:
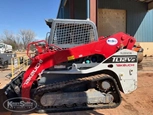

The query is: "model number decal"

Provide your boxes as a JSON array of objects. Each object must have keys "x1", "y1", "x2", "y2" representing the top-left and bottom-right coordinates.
[
  {"x1": 112, "y1": 57, "x2": 136, "y2": 63},
  {"x1": 106, "y1": 38, "x2": 118, "y2": 45},
  {"x1": 103, "y1": 55, "x2": 137, "y2": 63},
  {"x1": 24, "y1": 60, "x2": 43, "y2": 85}
]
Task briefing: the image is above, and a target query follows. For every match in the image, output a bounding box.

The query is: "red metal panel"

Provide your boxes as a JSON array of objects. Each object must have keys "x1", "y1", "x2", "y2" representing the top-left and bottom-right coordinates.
[{"x1": 21, "y1": 32, "x2": 136, "y2": 99}]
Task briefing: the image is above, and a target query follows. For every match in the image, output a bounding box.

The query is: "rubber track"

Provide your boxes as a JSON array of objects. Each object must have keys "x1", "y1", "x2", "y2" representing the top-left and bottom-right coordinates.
[{"x1": 33, "y1": 74, "x2": 121, "y2": 113}]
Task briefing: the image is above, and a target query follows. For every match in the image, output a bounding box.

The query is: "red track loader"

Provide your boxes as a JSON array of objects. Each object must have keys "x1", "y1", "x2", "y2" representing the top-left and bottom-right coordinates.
[{"x1": 0, "y1": 19, "x2": 138, "y2": 113}]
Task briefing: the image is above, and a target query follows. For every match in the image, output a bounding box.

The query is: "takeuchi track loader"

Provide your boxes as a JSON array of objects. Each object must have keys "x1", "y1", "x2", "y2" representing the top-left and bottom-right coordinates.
[{"x1": 0, "y1": 19, "x2": 138, "y2": 113}]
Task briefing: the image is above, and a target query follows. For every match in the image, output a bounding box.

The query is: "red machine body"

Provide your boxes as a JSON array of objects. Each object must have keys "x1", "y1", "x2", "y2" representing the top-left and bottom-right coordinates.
[{"x1": 22, "y1": 32, "x2": 136, "y2": 99}]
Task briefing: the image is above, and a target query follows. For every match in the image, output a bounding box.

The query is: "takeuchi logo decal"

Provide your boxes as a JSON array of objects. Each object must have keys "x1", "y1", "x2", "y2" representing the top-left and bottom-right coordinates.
[
  {"x1": 3, "y1": 97, "x2": 37, "y2": 112},
  {"x1": 116, "y1": 64, "x2": 135, "y2": 67},
  {"x1": 24, "y1": 59, "x2": 43, "y2": 85}
]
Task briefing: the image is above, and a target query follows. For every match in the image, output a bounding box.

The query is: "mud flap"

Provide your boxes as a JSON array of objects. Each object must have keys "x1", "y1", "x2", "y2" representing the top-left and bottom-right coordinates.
[{"x1": 0, "y1": 89, "x2": 8, "y2": 112}]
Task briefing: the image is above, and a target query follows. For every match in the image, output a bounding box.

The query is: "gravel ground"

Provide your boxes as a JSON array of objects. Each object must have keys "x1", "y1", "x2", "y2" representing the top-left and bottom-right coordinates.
[
  {"x1": 1, "y1": 57, "x2": 153, "y2": 115},
  {"x1": 0, "y1": 69, "x2": 11, "y2": 88}
]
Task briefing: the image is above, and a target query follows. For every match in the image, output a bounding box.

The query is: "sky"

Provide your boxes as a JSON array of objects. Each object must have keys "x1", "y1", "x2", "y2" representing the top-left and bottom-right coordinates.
[{"x1": 0, "y1": 0, "x2": 61, "y2": 40}]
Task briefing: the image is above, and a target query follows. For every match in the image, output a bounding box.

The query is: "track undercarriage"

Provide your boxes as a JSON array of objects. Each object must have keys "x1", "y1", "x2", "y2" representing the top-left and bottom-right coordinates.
[
  {"x1": 33, "y1": 73, "x2": 121, "y2": 113},
  {"x1": 0, "y1": 71, "x2": 121, "y2": 113}
]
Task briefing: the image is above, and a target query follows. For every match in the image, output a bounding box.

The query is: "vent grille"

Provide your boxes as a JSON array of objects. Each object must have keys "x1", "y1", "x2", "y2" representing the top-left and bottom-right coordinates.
[{"x1": 52, "y1": 23, "x2": 96, "y2": 47}]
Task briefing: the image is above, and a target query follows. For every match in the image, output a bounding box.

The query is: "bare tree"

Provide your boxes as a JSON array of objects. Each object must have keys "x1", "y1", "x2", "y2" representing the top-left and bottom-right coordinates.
[
  {"x1": 19, "y1": 29, "x2": 36, "y2": 49},
  {"x1": 0, "y1": 29, "x2": 37, "y2": 50},
  {"x1": 0, "y1": 30, "x2": 18, "y2": 50}
]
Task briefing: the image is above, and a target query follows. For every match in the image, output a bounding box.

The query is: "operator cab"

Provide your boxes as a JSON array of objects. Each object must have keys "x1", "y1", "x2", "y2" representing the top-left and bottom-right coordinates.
[{"x1": 45, "y1": 19, "x2": 98, "y2": 48}]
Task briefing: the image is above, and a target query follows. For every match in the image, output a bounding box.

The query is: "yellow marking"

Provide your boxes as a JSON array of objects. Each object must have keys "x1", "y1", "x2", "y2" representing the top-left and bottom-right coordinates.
[{"x1": 67, "y1": 55, "x2": 75, "y2": 61}]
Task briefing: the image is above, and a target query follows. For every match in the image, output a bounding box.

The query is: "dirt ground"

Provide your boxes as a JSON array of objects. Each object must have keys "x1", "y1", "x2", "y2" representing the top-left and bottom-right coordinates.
[{"x1": 1, "y1": 57, "x2": 153, "y2": 115}]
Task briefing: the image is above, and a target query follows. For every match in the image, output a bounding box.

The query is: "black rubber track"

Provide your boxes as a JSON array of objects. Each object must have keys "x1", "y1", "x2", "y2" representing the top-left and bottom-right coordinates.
[{"x1": 33, "y1": 74, "x2": 122, "y2": 113}]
